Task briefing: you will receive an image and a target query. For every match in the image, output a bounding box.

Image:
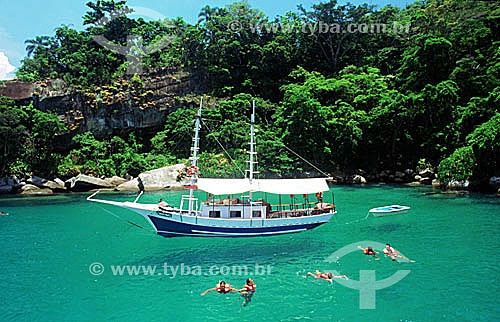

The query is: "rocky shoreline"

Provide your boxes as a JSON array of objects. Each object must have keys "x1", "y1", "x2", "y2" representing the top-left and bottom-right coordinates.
[
  {"x1": 1, "y1": 165, "x2": 499, "y2": 196},
  {"x1": 0, "y1": 164, "x2": 189, "y2": 196}
]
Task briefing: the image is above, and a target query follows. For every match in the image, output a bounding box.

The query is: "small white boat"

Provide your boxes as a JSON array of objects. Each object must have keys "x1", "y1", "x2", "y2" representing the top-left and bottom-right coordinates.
[{"x1": 368, "y1": 205, "x2": 410, "y2": 217}]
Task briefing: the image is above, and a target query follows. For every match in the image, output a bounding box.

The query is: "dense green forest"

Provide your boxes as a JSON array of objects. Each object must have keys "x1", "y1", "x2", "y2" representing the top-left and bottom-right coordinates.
[{"x1": 1, "y1": 0, "x2": 499, "y2": 190}]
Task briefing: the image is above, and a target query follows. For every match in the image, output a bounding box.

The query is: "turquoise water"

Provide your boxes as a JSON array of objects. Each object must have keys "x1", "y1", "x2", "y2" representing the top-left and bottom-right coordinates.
[{"x1": 1, "y1": 185, "x2": 499, "y2": 321}]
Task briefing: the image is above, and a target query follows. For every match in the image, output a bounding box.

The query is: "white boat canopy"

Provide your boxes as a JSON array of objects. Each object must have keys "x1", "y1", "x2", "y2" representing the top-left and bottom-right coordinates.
[{"x1": 197, "y1": 178, "x2": 330, "y2": 195}]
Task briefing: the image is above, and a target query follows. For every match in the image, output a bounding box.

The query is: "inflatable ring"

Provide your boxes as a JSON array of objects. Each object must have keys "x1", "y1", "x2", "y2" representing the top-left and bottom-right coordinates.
[{"x1": 187, "y1": 165, "x2": 199, "y2": 176}]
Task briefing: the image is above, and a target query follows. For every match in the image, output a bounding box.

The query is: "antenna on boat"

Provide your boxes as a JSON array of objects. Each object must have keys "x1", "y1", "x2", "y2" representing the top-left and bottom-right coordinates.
[
  {"x1": 188, "y1": 97, "x2": 203, "y2": 215},
  {"x1": 247, "y1": 100, "x2": 259, "y2": 202}
]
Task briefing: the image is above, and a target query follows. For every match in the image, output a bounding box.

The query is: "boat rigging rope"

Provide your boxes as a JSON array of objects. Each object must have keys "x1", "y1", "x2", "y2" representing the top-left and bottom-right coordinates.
[
  {"x1": 201, "y1": 119, "x2": 246, "y2": 177},
  {"x1": 96, "y1": 205, "x2": 156, "y2": 235},
  {"x1": 278, "y1": 143, "x2": 331, "y2": 178},
  {"x1": 200, "y1": 117, "x2": 331, "y2": 178}
]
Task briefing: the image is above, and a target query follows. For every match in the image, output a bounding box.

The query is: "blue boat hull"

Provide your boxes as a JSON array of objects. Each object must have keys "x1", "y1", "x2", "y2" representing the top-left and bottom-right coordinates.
[{"x1": 148, "y1": 215, "x2": 326, "y2": 237}]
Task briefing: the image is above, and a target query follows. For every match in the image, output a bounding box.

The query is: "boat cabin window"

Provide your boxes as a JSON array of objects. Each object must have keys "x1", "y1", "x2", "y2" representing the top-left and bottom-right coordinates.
[
  {"x1": 252, "y1": 210, "x2": 261, "y2": 218},
  {"x1": 209, "y1": 211, "x2": 221, "y2": 218},
  {"x1": 230, "y1": 211, "x2": 242, "y2": 218}
]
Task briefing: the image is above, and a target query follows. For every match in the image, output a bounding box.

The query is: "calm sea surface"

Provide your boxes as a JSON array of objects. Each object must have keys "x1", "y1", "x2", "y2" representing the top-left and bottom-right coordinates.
[{"x1": 1, "y1": 184, "x2": 499, "y2": 321}]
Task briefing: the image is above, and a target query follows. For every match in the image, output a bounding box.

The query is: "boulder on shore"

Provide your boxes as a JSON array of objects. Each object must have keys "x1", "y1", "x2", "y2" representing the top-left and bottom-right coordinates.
[
  {"x1": 139, "y1": 164, "x2": 187, "y2": 191},
  {"x1": 489, "y1": 176, "x2": 500, "y2": 190},
  {"x1": 419, "y1": 168, "x2": 435, "y2": 178},
  {"x1": 104, "y1": 176, "x2": 128, "y2": 186},
  {"x1": 395, "y1": 171, "x2": 405, "y2": 179},
  {"x1": 20, "y1": 184, "x2": 53, "y2": 195},
  {"x1": 65, "y1": 174, "x2": 115, "y2": 192},
  {"x1": 0, "y1": 185, "x2": 13, "y2": 194},
  {"x1": 352, "y1": 175, "x2": 367, "y2": 184},
  {"x1": 419, "y1": 177, "x2": 432, "y2": 185},
  {"x1": 27, "y1": 176, "x2": 66, "y2": 191},
  {"x1": 446, "y1": 180, "x2": 470, "y2": 191},
  {"x1": 432, "y1": 179, "x2": 441, "y2": 188},
  {"x1": 117, "y1": 164, "x2": 187, "y2": 192},
  {"x1": 116, "y1": 178, "x2": 141, "y2": 192}
]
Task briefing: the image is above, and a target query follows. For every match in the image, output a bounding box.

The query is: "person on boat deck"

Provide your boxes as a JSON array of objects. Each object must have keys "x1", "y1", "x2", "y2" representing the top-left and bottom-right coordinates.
[
  {"x1": 200, "y1": 281, "x2": 240, "y2": 296},
  {"x1": 304, "y1": 270, "x2": 348, "y2": 283},
  {"x1": 238, "y1": 278, "x2": 256, "y2": 306},
  {"x1": 358, "y1": 246, "x2": 380, "y2": 260},
  {"x1": 158, "y1": 198, "x2": 168, "y2": 208},
  {"x1": 383, "y1": 244, "x2": 411, "y2": 261}
]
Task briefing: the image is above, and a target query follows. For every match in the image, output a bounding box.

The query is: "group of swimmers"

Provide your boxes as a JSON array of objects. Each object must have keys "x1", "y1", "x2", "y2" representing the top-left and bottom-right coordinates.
[
  {"x1": 358, "y1": 243, "x2": 414, "y2": 262},
  {"x1": 201, "y1": 278, "x2": 256, "y2": 306},
  {"x1": 201, "y1": 243, "x2": 413, "y2": 306}
]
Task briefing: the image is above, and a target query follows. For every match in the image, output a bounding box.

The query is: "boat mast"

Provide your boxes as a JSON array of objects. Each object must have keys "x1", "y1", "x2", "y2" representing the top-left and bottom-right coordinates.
[
  {"x1": 188, "y1": 97, "x2": 202, "y2": 215},
  {"x1": 248, "y1": 100, "x2": 258, "y2": 202}
]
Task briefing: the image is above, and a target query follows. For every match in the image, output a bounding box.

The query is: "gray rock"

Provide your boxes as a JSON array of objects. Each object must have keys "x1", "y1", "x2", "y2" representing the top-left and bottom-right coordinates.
[
  {"x1": 104, "y1": 176, "x2": 128, "y2": 186},
  {"x1": 138, "y1": 164, "x2": 187, "y2": 191},
  {"x1": 352, "y1": 175, "x2": 367, "y2": 184},
  {"x1": 394, "y1": 177, "x2": 405, "y2": 183},
  {"x1": 65, "y1": 174, "x2": 115, "y2": 192},
  {"x1": 404, "y1": 169, "x2": 414, "y2": 176},
  {"x1": 20, "y1": 184, "x2": 53, "y2": 195},
  {"x1": 489, "y1": 176, "x2": 500, "y2": 189},
  {"x1": 414, "y1": 175, "x2": 422, "y2": 181},
  {"x1": 419, "y1": 177, "x2": 432, "y2": 185},
  {"x1": 54, "y1": 178, "x2": 65, "y2": 187},
  {"x1": 395, "y1": 171, "x2": 405, "y2": 178},
  {"x1": 432, "y1": 179, "x2": 441, "y2": 188},
  {"x1": 43, "y1": 180, "x2": 66, "y2": 191},
  {"x1": 27, "y1": 176, "x2": 47, "y2": 187},
  {"x1": 497, "y1": 188, "x2": 500, "y2": 197},
  {"x1": 0, "y1": 185, "x2": 13, "y2": 194},
  {"x1": 419, "y1": 168, "x2": 434, "y2": 178},
  {"x1": 447, "y1": 180, "x2": 470, "y2": 191},
  {"x1": 116, "y1": 178, "x2": 140, "y2": 192},
  {"x1": 7, "y1": 176, "x2": 20, "y2": 186}
]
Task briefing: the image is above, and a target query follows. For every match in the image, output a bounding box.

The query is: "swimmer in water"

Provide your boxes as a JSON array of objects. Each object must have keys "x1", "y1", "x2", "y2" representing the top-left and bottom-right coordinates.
[
  {"x1": 238, "y1": 278, "x2": 256, "y2": 306},
  {"x1": 1, "y1": 212, "x2": 8, "y2": 216},
  {"x1": 158, "y1": 198, "x2": 168, "y2": 208},
  {"x1": 383, "y1": 243, "x2": 414, "y2": 262},
  {"x1": 303, "y1": 270, "x2": 348, "y2": 283},
  {"x1": 358, "y1": 246, "x2": 380, "y2": 260},
  {"x1": 200, "y1": 281, "x2": 240, "y2": 296}
]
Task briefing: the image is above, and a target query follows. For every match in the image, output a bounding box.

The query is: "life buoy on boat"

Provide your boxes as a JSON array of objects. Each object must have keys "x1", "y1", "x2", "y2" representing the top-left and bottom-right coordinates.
[{"x1": 187, "y1": 165, "x2": 199, "y2": 176}]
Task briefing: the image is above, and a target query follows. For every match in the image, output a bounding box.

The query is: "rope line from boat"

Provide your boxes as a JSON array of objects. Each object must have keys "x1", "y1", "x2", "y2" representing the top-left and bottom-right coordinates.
[
  {"x1": 96, "y1": 205, "x2": 156, "y2": 235},
  {"x1": 331, "y1": 212, "x2": 369, "y2": 226},
  {"x1": 199, "y1": 117, "x2": 329, "y2": 179},
  {"x1": 201, "y1": 119, "x2": 246, "y2": 177},
  {"x1": 278, "y1": 143, "x2": 331, "y2": 178}
]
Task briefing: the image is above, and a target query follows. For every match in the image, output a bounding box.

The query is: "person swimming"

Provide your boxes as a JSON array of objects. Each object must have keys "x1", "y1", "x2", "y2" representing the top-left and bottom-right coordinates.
[
  {"x1": 358, "y1": 246, "x2": 380, "y2": 260},
  {"x1": 383, "y1": 243, "x2": 413, "y2": 262},
  {"x1": 200, "y1": 281, "x2": 240, "y2": 296},
  {"x1": 304, "y1": 270, "x2": 348, "y2": 284},
  {"x1": 239, "y1": 278, "x2": 256, "y2": 306},
  {"x1": 1, "y1": 212, "x2": 8, "y2": 216},
  {"x1": 158, "y1": 198, "x2": 169, "y2": 208}
]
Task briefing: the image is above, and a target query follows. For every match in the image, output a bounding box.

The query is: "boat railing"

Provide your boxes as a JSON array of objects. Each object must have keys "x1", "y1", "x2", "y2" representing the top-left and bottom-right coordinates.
[
  {"x1": 268, "y1": 204, "x2": 335, "y2": 219},
  {"x1": 180, "y1": 195, "x2": 199, "y2": 214}
]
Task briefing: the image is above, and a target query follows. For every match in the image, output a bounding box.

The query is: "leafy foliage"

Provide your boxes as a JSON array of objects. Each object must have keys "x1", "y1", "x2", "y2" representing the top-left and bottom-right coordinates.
[{"x1": 4, "y1": 0, "x2": 500, "y2": 188}]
